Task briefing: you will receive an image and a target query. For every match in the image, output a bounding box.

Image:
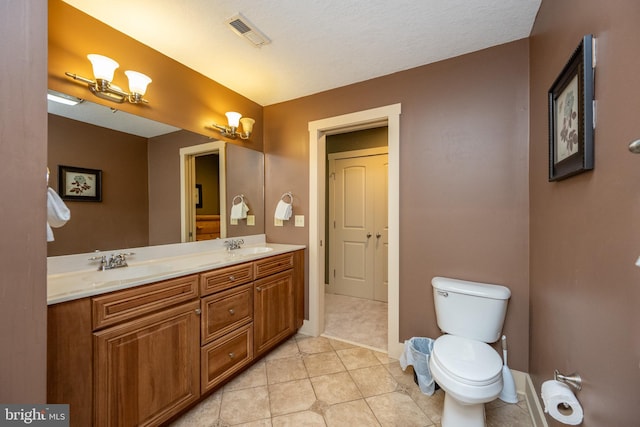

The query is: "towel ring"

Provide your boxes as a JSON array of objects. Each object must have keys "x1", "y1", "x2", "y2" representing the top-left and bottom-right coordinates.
[
  {"x1": 280, "y1": 192, "x2": 293, "y2": 204},
  {"x1": 232, "y1": 194, "x2": 245, "y2": 205}
]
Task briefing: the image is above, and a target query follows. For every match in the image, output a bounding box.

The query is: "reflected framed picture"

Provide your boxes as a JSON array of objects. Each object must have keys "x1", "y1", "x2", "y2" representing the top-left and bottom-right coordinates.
[
  {"x1": 195, "y1": 184, "x2": 203, "y2": 209},
  {"x1": 548, "y1": 34, "x2": 595, "y2": 181},
  {"x1": 58, "y1": 165, "x2": 102, "y2": 202}
]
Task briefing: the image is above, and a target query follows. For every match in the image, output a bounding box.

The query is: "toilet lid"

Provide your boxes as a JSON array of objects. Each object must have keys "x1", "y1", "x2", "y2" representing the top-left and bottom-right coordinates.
[{"x1": 432, "y1": 335, "x2": 503, "y2": 386}]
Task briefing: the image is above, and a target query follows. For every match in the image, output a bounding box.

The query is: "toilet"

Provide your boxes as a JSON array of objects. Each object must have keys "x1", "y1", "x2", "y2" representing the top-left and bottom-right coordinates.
[{"x1": 429, "y1": 276, "x2": 511, "y2": 427}]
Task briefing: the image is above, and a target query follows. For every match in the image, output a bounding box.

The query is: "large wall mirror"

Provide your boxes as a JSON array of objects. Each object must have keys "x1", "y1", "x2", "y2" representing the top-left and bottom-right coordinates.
[{"x1": 47, "y1": 90, "x2": 265, "y2": 257}]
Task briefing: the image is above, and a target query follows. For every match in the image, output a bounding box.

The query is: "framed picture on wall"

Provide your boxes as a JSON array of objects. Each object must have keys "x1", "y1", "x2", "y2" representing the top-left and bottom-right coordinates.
[
  {"x1": 548, "y1": 34, "x2": 595, "y2": 181},
  {"x1": 195, "y1": 184, "x2": 203, "y2": 209},
  {"x1": 58, "y1": 165, "x2": 102, "y2": 202}
]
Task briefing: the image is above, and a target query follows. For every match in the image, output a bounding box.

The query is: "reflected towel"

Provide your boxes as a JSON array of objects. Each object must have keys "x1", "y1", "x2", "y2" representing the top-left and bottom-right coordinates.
[
  {"x1": 230, "y1": 201, "x2": 249, "y2": 219},
  {"x1": 47, "y1": 187, "x2": 70, "y2": 241},
  {"x1": 274, "y1": 200, "x2": 292, "y2": 220}
]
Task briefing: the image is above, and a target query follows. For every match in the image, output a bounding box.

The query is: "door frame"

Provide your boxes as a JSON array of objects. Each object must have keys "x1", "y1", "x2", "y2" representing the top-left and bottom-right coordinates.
[
  {"x1": 179, "y1": 141, "x2": 226, "y2": 242},
  {"x1": 303, "y1": 103, "x2": 402, "y2": 358}
]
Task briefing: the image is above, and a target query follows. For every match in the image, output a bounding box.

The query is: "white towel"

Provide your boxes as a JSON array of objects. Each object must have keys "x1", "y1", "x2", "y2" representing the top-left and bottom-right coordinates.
[
  {"x1": 47, "y1": 187, "x2": 71, "y2": 241},
  {"x1": 230, "y1": 201, "x2": 249, "y2": 220},
  {"x1": 274, "y1": 200, "x2": 292, "y2": 220}
]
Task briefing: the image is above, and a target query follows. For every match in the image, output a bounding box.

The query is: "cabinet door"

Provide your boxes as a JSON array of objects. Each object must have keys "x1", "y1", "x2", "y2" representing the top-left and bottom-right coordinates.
[
  {"x1": 254, "y1": 270, "x2": 295, "y2": 356},
  {"x1": 94, "y1": 301, "x2": 200, "y2": 427}
]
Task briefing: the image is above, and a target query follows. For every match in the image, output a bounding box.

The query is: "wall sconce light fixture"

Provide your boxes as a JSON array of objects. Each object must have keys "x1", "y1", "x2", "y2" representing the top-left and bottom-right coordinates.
[
  {"x1": 65, "y1": 54, "x2": 152, "y2": 104},
  {"x1": 211, "y1": 112, "x2": 255, "y2": 140}
]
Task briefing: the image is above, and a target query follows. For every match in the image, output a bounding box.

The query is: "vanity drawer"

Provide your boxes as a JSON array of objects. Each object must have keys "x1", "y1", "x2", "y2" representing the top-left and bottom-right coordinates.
[
  {"x1": 200, "y1": 262, "x2": 254, "y2": 296},
  {"x1": 254, "y1": 253, "x2": 294, "y2": 279},
  {"x1": 201, "y1": 323, "x2": 253, "y2": 393},
  {"x1": 201, "y1": 283, "x2": 253, "y2": 344},
  {"x1": 92, "y1": 274, "x2": 199, "y2": 330}
]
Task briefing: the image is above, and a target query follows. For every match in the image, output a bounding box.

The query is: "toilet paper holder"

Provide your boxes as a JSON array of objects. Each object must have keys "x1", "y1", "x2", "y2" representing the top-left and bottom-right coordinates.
[{"x1": 554, "y1": 369, "x2": 582, "y2": 391}]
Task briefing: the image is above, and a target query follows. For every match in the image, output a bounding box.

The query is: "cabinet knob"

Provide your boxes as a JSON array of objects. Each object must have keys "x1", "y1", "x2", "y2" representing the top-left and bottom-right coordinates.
[
  {"x1": 228, "y1": 308, "x2": 235, "y2": 315},
  {"x1": 229, "y1": 275, "x2": 235, "y2": 281},
  {"x1": 228, "y1": 352, "x2": 235, "y2": 359},
  {"x1": 256, "y1": 286, "x2": 262, "y2": 292},
  {"x1": 195, "y1": 308, "x2": 202, "y2": 316}
]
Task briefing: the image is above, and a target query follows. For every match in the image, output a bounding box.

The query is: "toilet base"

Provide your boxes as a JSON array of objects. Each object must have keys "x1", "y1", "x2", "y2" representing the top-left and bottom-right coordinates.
[{"x1": 441, "y1": 392, "x2": 486, "y2": 427}]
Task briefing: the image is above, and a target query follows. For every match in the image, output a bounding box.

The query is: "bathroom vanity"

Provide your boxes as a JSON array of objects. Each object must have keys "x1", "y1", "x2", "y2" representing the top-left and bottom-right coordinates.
[{"x1": 46, "y1": 237, "x2": 304, "y2": 427}]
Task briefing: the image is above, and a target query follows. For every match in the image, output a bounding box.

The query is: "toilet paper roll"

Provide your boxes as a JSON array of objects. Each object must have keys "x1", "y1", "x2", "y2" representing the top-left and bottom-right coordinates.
[{"x1": 541, "y1": 380, "x2": 584, "y2": 425}]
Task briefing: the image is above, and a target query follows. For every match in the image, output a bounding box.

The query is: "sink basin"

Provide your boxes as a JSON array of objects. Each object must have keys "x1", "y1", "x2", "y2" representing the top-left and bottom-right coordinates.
[
  {"x1": 228, "y1": 246, "x2": 274, "y2": 256},
  {"x1": 80, "y1": 263, "x2": 176, "y2": 283}
]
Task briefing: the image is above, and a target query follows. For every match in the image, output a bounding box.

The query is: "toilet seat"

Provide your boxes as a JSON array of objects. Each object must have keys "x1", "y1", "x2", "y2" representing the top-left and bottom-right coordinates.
[{"x1": 431, "y1": 335, "x2": 503, "y2": 386}]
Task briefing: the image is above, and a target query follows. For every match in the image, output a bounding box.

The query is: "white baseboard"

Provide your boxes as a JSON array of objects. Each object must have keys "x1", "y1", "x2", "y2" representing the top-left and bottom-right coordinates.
[{"x1": 515, "y1": 370, "x2": 548, "y2": 427}]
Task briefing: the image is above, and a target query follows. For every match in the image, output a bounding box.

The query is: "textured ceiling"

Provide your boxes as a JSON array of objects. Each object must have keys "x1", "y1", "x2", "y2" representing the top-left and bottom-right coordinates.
[{"x1": 61, "y1": 0, "x2": 541, "y2": 106}]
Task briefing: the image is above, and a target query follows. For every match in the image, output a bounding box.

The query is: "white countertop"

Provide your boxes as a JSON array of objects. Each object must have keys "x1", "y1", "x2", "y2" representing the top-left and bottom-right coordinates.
[{"x1": 47, "y1": 234, "x2": 305, "y2": 305}]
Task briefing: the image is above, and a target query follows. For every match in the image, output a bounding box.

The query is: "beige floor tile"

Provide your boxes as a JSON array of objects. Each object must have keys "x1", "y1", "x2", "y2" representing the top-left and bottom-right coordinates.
[
  {"x1": 266, "y1": 338, "x2": 300, "y2": 361},
  {"x1": 297, "y1": 336, "x2": 335, "y2": 354},
  {"x1": 303, "y1": 351, "x2": 347, "y2": 377},
  {"x1": 366, "y1": 391, "x2": 434, "y2": 427},
  {"x1": 408, "y1": 388, "x2": 444, "y2": 424},
  {"x1": 326, "y1": 338, "x2": 357, "y2": 351},
  {"x1": 336, "y1": 347, "x2": 381, "y2": 370},
  {"x1": 266, "y1": 355, "x2": 308, "y2": 384},
  {"x1": 486, "y1": 400, "x2": 533, "y2": 427},
  {"x1": 323, "y1": 399, "x2": 381, "y2": 427},
  {"x1": 349, "y1": 365, "x2": 398, "y2": 397},
  {"x1": 168, "y1": 391, "x2": 221, "y2": 426},
  {"x1": 232, "y1": 419, "x2": 272, "y2": 427},
  {"x1": 310, "y1": 371, "x2": 362, "y2": 405},
  {"x1": 272, "y1": 410, "x2": 326, "y2": 427},
  {"x1": 220, "y1": 386, "x2": 271, "y2": 425},
  {"x1": 224, "y1": 361, "x2": 268, "y2": 391},
  {"x1": 268, "y1": 379, "x2": 317, "y2": 417}
]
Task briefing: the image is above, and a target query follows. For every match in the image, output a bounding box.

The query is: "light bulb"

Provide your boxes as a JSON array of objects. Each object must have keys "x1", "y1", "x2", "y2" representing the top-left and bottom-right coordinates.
[
  {"x1": 239, "y1": 117, "x2": 255, "y2": 134},
  {"x1": 125, "y1": 70, "x2": 152, "y2": 96},
  {"x1": 225, "y1": 112, "x2": 242, "y2": 128},
  {"x1": 87, "y1": 54, "x2": 119, "y2": 82}
]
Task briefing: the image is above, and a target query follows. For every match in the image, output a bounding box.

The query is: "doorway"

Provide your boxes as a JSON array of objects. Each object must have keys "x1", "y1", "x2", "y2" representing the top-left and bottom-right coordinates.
[
  {"x1": 180, "y1": 141, "x2": 226, "y2": 242},
  {"x1": 303, "y1": 103, "x2": 403, "y2": 358}
]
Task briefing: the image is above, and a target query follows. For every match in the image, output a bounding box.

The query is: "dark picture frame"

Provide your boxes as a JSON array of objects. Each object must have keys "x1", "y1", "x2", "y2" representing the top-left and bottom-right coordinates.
[
  {"x1": 195, "y1": 184, "x2": 203, "y2": 209},
  {"x1": 58, "y1": 165, "x2": 102, "y2": 202},
  {"x1": 548, "y1": 34, "x2": 595, "y2": 181}
]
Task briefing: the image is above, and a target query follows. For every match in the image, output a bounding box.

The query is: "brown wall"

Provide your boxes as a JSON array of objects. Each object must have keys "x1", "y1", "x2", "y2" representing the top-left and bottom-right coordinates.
[
  {"x1": 530, "y1": 1, "x2": 640, "y2": 425},
  {"x1": 148, "y1": 130, "x2": 210, "y2": 245},
  {"x1": 47, "y1": 115, "x2": 149, "y2": 255},
  {"x1": 264, "y1": 40, "x2": 531, "y2": 370},
  {"x1": 0, "y1": 0, "x2": 48, "y2": 402}
]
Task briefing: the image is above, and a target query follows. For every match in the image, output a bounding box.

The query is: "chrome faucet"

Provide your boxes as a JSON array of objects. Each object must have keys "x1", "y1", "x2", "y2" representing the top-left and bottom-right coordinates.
[
  {"x1": 89, "y1": 252, "x2": 134, "y2": 271},
  {"x1": 223, "y1": 239, "x2": 244, "y2": 251}
]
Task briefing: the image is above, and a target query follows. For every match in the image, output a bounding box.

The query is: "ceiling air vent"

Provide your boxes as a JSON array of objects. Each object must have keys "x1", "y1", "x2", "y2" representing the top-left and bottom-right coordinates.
[{"x1": 226, "y1": 13, "x2": 271, "y2": 48}]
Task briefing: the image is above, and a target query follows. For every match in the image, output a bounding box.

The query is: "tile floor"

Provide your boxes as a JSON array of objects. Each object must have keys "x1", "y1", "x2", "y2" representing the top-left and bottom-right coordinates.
[
  {"x1": 323, "y1": 293, "x2": 388, "y2": 351},
  {"x1": 169, "y1": 334, "x2": 533, "y2": 426}
]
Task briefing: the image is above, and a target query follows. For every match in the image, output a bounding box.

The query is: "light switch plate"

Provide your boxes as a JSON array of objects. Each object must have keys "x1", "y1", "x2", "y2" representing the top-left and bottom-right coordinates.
[
  {"x1": 247, "y1": 215, "x2": 255, "y2": 226},
  {"x1": 294, "y1": 215, "x2": 305, "y2": 227},
  {"x1": 230, "y1": 217, "x2": 238, "y2": 225},
  {"x1": 274, "y1": 218, "x2": 283, "y2": 227}
]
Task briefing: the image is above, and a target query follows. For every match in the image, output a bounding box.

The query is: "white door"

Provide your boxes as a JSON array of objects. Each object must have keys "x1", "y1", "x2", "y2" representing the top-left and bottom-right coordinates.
[{"x1": 329, "y1": 151, "x2": 388, "y2": 302}]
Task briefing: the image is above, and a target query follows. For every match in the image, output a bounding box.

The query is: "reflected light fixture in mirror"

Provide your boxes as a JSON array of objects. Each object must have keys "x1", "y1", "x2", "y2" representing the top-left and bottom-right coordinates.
[
  {"x1": 211, "y1": 111, "x2": 255, "y2": 140},
  {"x1": 65, "y1": 54, "x2": 152, "y2": 104}
]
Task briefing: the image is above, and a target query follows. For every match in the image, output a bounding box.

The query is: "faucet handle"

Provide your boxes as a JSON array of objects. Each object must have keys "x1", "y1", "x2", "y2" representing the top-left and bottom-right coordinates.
[{"x1": 88, "y1": 254, "x2": 106, "y2": 262}]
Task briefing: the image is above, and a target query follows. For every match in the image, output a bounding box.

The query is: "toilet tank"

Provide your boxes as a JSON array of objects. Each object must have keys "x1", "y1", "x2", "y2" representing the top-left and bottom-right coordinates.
[{"x1": 432, "y1": 276, "x2": 511, "y2": 343}]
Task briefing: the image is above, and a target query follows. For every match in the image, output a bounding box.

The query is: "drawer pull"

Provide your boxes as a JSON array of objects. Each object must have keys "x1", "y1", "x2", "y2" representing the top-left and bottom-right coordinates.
[
  {"x1": 228, "y1": 308, "x2": 235, "y2": 315},
  {"x1": 228, "y1": 352, "x2": 235, "y2": 359},
  {"x1": 229, "y1": 275, "x2": 235, "y2": 281},
  {"x1": 195, "y1": 308, "x2": 202, "y2": 315}
]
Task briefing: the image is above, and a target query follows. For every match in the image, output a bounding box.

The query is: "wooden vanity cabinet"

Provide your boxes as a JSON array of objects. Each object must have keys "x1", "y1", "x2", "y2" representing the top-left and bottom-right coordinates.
[
  {"x1": 253, "y1": 251, "x2": 304, "y2": 357},
  {"x1": 47, "y1": 249, "x2": 305, "y2": 427},
  {"x1": 92, "y1": 275, "x2": 201, "y2": 427},
  {"x1": 199, "y1": 269, "x2": 254, "y2": 393}
]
